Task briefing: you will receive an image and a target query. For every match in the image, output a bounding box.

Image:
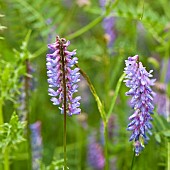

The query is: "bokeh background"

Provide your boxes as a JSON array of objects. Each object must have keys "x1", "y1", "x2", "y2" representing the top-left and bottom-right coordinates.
[{"x1": 0, "y1": 0, "x2": 170, "y2": 169}]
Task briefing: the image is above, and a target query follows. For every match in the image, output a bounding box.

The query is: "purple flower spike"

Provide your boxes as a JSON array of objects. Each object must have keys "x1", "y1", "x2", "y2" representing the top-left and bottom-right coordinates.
[
  {"x1": 88, "y1": 135, "x2": 105, "y2": 170},
  {"x1": 30, "y1": 121, "x2": 42, "y2": 170},
  {"x1": 99, "y1": 0, "x2": 116, "y2": 49},
  {"x1": 46, "y1": 35, "x2": 81, "y2": 116},
  {"x1": 124, "y1": 55, "x2": 156, "y2": 156}
]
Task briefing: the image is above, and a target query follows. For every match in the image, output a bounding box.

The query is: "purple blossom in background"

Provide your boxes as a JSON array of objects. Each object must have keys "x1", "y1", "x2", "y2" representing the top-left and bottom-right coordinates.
[
  {"x1": 153, "y1": 82, "x2": 170, "y2": 119},
  {"x1": 100, "y1": 115, "x2": 118, "y2": 145},
  {"x1": 46, "y1": 18, "x2": 56, "y2": 51},
  {"x1": 88, "y1": 135, "x2": 105, "y2": 170},
  {"x1": 165, "y1": 59, "x2": 170, "y2": 83},
  {"x1": 46, "y1": 36, "x2": 81, "y2": 116},
  {"x1": 30, "y1": 121, "x2": 42, "y2": 170},
  {"x1": 17, "y1": 88, "x2": 27, "y2": 121},
  {"x1": 124, "y1": 55, "x2": 155, "y2": 155},
  {"x1": 102, "y1": 17, "x2": 116, "y2": 48},
  {"x1": 99, "y1": 0, "x2": 116, "y2": 49},
  {"x1": 17, "y1": 63, "x2": 36, "y2": 121}
]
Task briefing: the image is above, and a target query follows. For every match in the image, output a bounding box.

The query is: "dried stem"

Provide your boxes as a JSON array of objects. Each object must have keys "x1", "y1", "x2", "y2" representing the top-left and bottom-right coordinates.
[{"x1": 60, "y1": 40, "x2": 67, "y2": 170}]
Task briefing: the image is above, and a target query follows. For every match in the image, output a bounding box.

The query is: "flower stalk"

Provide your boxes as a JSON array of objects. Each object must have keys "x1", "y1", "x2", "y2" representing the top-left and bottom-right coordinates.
[
  {"x1": 103, "y1": 122, "x2": 109, "y2": 170},
  {"x1": 46, "y1": 36, "x2": 81, "y2": 169},
  {"x1": 60, "y1": 39, "x2": 67, "y2": 169}
]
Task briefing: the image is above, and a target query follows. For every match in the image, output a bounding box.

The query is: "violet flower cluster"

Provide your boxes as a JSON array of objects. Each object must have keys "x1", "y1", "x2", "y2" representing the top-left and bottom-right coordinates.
[
  {"x1": 46, "y1": 36, "x2": 81, "y2": 116},
  {"x1": 88, "y1": 135, "x2": 105, "y2": 170},
  {"x1": 153, "y1": 83, "x2": 170, "y2": 119},
  {"x1": 100, "y1": 115, "x2": 118, "y2": 145},
  {"x1": 124, "y1": 55, "x2": 155, "y2": 155},
  {"x1": 99, "y1": 0, "x2": 116, "y2": 49},
  {"x1": 30, "y1": 121, "x2": 42, "y2": 170},
  {"x1": 18, "y1": 63, "x2": 36, "y2": 121}
]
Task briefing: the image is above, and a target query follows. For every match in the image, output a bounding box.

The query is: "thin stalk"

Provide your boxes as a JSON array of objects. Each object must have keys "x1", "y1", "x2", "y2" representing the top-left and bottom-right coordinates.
[
  {"x1": 66, "y1": 0, "x2": 119, "y2": 40},
  {"x1": 25, "y1": 60, "x2": 32, "y2": 170},
  {"x1": 107, "y1": 73, "x2": 126, "y2": 120},
  {"x1": 4, "y1": 148, "x2": 9, "y2": 170},
  {"x1": 30, "y1": 45, "x2": 46, "y2": 60},
  {"x1": 0, "y1": 98, "x2": 3, "y2": 126},
  {"x1": 75, "y1": 64, "x2": 109, "y2": 167},
  {"x1": 168, "y1": 141, "x2": 170, "y2": 170},
  {"x1": 60, "y1": 41, "x2": 67, "y2": 170},
  {"x1": 0, "y1": 98, "x2": 10, "y2": 170},
  {"x1": 130, "y1": 151, "x2": 135, "y2": 170},
  {"x1": 103, "y1": 52, "x2": 111, "y2": 110},
  {"x1": 167, "y1": 95, "x2": 170, "y2": 170},
  {"x1": 161, "y1": 45, "x2": 170, "y2": 170},
  {"x1": 110, "y1": 54, "x2": 124, "y2": 88},
  {"x1": 66, "y1": 16, "x2": 104, "y2": 40},
  {"x1": 76, "y1": 64, "x2": 106, "y2": 122},
  {"x1": 104, "y1": 122, "x2": 109, "y2": 170}
]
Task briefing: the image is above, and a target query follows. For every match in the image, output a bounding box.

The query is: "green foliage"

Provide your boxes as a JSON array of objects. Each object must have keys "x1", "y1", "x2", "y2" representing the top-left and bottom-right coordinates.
[
  {"x1": 0, "y1": 31, "x2": 32, "y2": 104},
  {"x1": 0, "y1": 14, "x2": 7, "y2": 40},
  {"x1": 0, "y1": 112, "x2": 26, "y2": 153},
  {"x1": 0, "y1": 0, "x2": 170, "y2": 169},
  {"x1": 40, "y1": 159, "x2": 64, "y2": 170}
]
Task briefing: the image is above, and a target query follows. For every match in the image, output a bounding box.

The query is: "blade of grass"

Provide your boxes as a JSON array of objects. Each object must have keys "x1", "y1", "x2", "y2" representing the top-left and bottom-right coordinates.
[{"x1": 107, "y1": 72, "x2": 126, "y2": 120}]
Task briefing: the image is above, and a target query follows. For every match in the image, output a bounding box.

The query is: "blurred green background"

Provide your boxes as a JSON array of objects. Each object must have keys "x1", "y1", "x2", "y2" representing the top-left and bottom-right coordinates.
[{"x1": 0, "y1": 0, "x2": 170, "y2": 169}]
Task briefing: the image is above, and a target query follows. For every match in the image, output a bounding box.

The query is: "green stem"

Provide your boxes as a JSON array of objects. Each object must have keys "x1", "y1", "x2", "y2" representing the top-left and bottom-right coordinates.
[
  {"x1": 104, "y1": 122, "x2": 109, "y2": 170},
  {"x1": 0, "y1": 98, "x2": 3, "y2": 126},
  {"x1": 4, "y1": 148, "x2": 9, "y2": 170},
  {"x1": 110, "y1": 54, "x2": 124, "y2": 88},
  {"x1": 167, "y1": 95, "x2": 170, "y2": 170},
  {"x1": 130, "y1": 151, "x2": 135, "y2": 170},
  {"x1": 66, "y1": 15, "x2": 104, "y2": 40},
  {"x1": 63, "y1": 107, "x2": 67, "y2": 170},
  {"x1": 107, "y1": 73, "x2": 126, "y2": 120},
  {"x1": 30, "y1": 45, "x2": 47, "y2": 60},
  {"x1": 168, "y1": 141, "x2": 170, "y2": 170},
  {"x1": 0, "y1": 99, "x2": 10, "y2": 170}
]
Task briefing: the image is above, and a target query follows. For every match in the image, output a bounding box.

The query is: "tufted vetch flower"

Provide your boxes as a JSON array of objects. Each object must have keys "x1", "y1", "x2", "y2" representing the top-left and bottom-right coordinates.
[
  {"x1": 124, "y1": 55, "x2": 156, "y2": 155},
  {"x1": 46, "y1": 36, "x2": 81, "y2": 116}
]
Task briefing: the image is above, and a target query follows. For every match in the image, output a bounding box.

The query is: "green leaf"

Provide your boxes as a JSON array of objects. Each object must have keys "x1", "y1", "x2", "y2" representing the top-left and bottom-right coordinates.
[
  {"x1": 155, "y1": 133, "x2": 161, "y2": 143},
  {"x1": 76, "y1": 64, "x2": 106, "y2": 121},
  {"x1": 107, "y1": 72, "x2": 126, "y2": 120},
  {"x1": 147, "y1": 57, "x2": 160, "y2": 69},
  {"x1": 162, "y1": 130, "x2": 170, "y2": 138}
]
